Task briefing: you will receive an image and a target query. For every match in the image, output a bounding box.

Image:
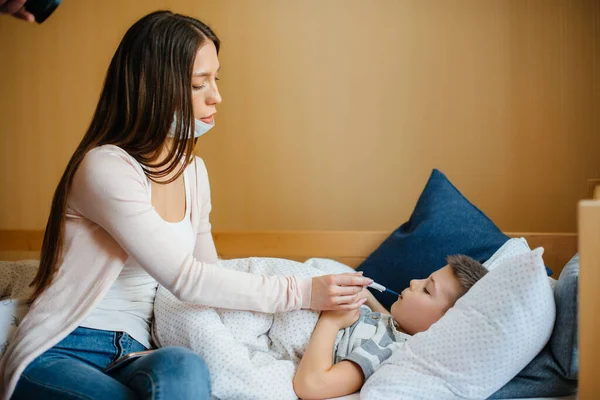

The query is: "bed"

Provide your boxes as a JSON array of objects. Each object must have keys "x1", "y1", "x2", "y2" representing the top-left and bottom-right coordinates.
[
  {"x1": 0, "y1": 194, "x2": 597, "y2": 399},
  {"x1": 212, "y1": 229, "x2": 586, "y2": 400}
]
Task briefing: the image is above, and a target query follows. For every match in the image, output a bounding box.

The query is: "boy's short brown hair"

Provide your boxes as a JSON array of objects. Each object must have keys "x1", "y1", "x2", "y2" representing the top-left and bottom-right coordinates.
[{"x1": 446, "y1": 254, "x2": 488, "y2": 294}]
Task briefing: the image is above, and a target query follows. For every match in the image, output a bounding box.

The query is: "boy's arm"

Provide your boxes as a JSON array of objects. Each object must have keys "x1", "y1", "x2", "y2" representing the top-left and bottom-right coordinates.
[
  {"x1": 294, "y1": 311, "x2": 365, "y2": 399},
  {"x1": 363, "y1": 288, "x2": 390, "y2": 315}
]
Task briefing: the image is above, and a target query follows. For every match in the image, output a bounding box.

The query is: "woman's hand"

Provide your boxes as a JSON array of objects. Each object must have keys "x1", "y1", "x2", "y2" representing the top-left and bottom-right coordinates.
[
  {"x1": 310, "y1": 272, "x2": 372, "y2": 311},
  {"x1": 320, "y1": 308, "x2": 362, "y2": 329}
]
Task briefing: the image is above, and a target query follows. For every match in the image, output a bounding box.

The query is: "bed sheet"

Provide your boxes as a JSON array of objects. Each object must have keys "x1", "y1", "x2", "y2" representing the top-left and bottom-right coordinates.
[{"x1": 328, "y1": 395, "x2": 577, "y2": 400}]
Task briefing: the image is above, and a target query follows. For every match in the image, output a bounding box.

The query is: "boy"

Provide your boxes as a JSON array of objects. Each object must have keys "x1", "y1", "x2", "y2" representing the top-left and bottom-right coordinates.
[{"x1": 293, "y1": 255, "x2": 489, "y2": 399}]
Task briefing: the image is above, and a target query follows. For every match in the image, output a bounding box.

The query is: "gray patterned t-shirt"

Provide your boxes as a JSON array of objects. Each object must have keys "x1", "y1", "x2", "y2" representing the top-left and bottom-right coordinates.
[{"x1": 333, "y1": 306, "x2": 410, "y2": 379}]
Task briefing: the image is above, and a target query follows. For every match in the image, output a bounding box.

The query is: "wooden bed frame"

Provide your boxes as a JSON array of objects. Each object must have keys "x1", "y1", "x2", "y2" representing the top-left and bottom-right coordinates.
[
  {"x1": 0, "y1": 199, "x2": 598, "y2": 396},
  {"x1": 0, "y1": 230, "x2": 579, "y2": 275}
]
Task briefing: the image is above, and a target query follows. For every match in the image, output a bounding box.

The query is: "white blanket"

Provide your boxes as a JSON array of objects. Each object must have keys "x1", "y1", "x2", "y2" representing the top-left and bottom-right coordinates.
[{"x1": 152, "y1": 257, "x2": 353, "y2": 400}]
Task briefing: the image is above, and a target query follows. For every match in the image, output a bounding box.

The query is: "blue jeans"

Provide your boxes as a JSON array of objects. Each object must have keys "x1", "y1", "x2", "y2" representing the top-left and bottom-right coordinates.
[{"x1": 12, "y1": 327, "x2": 210, "y2": 399}]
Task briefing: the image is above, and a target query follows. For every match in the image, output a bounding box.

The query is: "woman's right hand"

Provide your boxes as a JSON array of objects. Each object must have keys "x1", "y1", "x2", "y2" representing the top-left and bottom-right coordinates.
[{"x1": 310, "y1": 272, "x2": 373, "y2": 311}]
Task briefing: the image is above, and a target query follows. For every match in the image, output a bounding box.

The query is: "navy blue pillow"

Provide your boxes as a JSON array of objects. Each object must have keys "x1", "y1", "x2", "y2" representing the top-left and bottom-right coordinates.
[{"x1": 357, "y1": 169, "x2": 511, "y2": 309}]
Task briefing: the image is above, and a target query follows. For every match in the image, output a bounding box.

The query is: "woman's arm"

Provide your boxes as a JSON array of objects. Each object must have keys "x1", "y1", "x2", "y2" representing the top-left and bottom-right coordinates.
[
  {"x1": 294, "y1": 310, "x2": 365, "y2": 399},
  {"x1": 70, "y1": 148, "x2": 371, "y2": 313},
  {"x1": 70, "y1": 149, "x2": 308, "y2": 313}
]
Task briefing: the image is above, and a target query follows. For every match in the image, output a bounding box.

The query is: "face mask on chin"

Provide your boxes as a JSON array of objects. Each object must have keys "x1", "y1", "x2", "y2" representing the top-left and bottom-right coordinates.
[{"x1": 167, "y1": 114, "x2": 214, "y2": 139}]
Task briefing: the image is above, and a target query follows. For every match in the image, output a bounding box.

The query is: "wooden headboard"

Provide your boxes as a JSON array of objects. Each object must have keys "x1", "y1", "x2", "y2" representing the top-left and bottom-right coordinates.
[{"x1": 0, "y1": 230, "x2": 578, "y2": 277}]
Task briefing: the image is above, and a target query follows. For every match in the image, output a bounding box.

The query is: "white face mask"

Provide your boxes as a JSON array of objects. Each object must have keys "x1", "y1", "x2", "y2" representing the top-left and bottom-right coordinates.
[{"x1": 168, "y1": 114, "x2": 215, "y2": 139}]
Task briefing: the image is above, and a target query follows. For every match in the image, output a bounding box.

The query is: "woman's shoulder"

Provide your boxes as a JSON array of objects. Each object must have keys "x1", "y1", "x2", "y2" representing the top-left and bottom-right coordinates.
[
  {"x1": 82, "y1": 145, "x2": 146, "y2": 176},
  {"x1": 73, "y1": 145, "x2": 147, "y2": 194},
  {"x1": 188, "y1": 156, "x2": 209, "y2": 181},
  {"x1": 85, "y1": 144, "x2": 139, "y2": 165},
  {"x1": 184, "y1": 157, "x2": 211, "y2": 203}
]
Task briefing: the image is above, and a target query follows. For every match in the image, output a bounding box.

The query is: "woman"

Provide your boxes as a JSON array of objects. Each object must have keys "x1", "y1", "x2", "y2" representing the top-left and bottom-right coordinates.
[{"x1": 0, "y1": 11, "x2": 371, "y2": 399}]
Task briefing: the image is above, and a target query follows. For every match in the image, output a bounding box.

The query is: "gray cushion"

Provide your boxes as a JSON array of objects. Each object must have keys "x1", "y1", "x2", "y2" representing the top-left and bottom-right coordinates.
[{"x1": 551, "y1": 253, "x2": 579, "y2": 379}]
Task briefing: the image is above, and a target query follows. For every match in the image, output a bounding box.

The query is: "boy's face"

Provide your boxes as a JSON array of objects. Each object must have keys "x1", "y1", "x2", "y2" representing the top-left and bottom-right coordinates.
[{"x1": 390, "y1": 265, "x2": 465, "y2": 335}]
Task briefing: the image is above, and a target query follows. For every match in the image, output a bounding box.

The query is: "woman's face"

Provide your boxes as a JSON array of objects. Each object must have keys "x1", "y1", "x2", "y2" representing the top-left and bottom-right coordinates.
[{"x1": 191, "y1": 41, "x2": 222, "y2": 124}]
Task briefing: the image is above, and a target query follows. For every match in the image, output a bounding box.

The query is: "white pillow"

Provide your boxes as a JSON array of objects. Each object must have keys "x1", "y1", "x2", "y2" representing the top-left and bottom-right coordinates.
[
  {"x1": 483, "y1": 238, "x2": 557, "y2": 288},
  {"x1": 361, "y1": 247, "x2": 555, "y2": 400},
  {"x1": 483, "y1": 237, "x2": 530, "y2": 271}
]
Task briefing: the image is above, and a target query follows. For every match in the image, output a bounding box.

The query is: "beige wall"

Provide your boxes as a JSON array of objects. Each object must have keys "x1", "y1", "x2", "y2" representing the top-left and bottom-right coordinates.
[{"x1": 0, "y1": 0, "x2": 598, "y2": 233}]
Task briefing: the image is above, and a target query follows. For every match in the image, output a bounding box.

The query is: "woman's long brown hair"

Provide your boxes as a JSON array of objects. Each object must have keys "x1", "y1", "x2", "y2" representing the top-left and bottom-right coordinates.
[{"x1": 30, "y1": 11, "x2": 220, "y2": 301}]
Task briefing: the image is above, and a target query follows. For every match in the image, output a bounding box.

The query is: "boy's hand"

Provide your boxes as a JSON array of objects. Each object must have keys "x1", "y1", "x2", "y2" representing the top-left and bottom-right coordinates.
[{"x1": 321, "y1": 309, "x2": 361, "y2": 329}]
